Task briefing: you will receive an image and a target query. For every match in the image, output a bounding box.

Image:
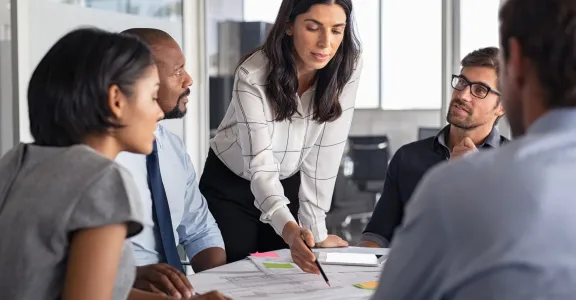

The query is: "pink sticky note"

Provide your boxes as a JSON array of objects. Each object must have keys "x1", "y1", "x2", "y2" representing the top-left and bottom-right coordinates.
[{"x1": 250, "y1": 251, "x2": 280, "y2": 258}]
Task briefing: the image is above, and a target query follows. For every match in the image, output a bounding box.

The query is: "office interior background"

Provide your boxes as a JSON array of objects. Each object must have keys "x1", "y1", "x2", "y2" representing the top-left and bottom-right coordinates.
[{"x1": 0, "y1": 0, "x2": 505, "y2": 242}]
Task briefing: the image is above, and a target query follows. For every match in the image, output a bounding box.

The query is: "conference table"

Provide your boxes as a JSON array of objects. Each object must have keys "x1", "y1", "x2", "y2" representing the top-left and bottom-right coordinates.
[{"x1": 188, "y1": 247, "x2": 388, "y2": 300}]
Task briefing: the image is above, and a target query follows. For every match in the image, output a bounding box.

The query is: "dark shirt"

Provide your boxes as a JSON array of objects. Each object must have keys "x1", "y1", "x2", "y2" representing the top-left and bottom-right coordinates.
[{"x1": 361, "y1": 125, "x2": 509, "y2": 247}]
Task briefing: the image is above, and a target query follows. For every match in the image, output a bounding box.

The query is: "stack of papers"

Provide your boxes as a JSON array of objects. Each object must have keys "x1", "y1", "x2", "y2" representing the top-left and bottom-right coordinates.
[{"x1": 190, "y1": 247, "x2": 385, "y2": 299}]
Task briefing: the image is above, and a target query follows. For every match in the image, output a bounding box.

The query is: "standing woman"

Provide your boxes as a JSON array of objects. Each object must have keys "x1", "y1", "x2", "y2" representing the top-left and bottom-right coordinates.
[{"x1": 200, "y1": 0, "x2": 362, "y2": 273}]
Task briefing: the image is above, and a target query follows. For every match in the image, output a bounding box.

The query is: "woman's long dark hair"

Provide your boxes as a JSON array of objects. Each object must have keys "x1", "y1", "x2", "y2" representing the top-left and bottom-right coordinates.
[{"x1": 240, "y1": 0, "x2": 361, "y2": 123}]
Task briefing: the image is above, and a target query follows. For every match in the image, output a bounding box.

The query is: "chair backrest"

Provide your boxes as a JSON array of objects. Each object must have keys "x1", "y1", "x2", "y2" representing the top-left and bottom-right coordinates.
[
  {"x1": 347, "y1": 135, "x2": 390, "y2": 191},
  {"x1": 418, "y1": 127, "x2": 441, "y2": 140}
]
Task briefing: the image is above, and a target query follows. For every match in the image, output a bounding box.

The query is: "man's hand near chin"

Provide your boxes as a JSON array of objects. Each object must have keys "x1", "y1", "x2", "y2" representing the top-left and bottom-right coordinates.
[{"x1": 450, "y1": 137, "x2": 478, "y2": 161}]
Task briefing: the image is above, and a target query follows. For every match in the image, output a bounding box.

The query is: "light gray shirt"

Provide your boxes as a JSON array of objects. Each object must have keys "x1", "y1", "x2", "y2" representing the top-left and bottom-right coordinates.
[
  {"x1": 210, "y1": 50, "x2": 363, "y2": 242},
  {"x1": 374, "y1": 108, "x2": 576, "y2": 300},
  {"x1": 116, "y1": 123, "x2": 224, "y2": 266},
  {"x1": 0, "y1": 144, "x2": 143, "y2": 300}
]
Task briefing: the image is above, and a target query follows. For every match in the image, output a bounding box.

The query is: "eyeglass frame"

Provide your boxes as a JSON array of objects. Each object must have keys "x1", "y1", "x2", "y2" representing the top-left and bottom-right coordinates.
[{"x1": 451, "y1": 74, "x2": 501, "y2": 99}]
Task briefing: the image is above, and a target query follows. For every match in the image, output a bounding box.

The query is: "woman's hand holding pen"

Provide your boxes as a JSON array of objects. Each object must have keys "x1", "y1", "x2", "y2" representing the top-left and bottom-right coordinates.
[
  {"x1": 282, "y1": 222, "x2": 319, "y2": 274},
  {"x1": 282, "y1": 222, "x2": 348, "y2": 274}
]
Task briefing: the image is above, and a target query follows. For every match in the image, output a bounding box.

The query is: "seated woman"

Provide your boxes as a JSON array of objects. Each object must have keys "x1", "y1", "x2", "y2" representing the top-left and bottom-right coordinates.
[{"x1": 0, "y1": 28, "x2": 227, "y2": 300}]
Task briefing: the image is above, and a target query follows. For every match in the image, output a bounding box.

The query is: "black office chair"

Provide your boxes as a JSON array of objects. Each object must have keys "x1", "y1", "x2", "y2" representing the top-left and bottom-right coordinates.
[
  {"x1": 418, "y1": 127, "x2": 441, "y2": 140},
  {"x1": 340, "y1": 135, "x2": 390, "y2": 228}
]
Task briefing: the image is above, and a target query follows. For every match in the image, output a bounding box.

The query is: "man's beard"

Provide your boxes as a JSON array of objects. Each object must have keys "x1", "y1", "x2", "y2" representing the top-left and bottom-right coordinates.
[
  {"x1": 447, "y1": 114, "x2": 478, "y2": 130},
  {"x1": 163, "y1": 89, "x2": 190, "y2": 119},
  {"x1": 446, "y1": 99, "x2": 478, "y2": 130},
  {"x1": 163, "y1": 99, "x2": 186, "y2": 119}
]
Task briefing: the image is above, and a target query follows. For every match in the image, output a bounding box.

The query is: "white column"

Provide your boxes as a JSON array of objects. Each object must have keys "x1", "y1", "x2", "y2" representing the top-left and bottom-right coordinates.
[
  {"x1": 182, "y1": 0, "x2": 210, "y2": 172},
  {"x1": 0, "y1": 0, "x2": 14, "y2": 154},
  {"x1": 498, "y1": 0, "x2": 511, "y2": 138},
  {"x1": 10, "y1": 0, "x2": 31, "y2": 144},
  {"x1": 440, "y1": 0, "x2": 460, "y2": 127}
]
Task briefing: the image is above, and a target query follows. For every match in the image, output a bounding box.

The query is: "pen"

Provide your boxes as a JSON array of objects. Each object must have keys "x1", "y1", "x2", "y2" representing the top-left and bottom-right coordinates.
[{"x1": 302, "y1": 236, "x2": 331, "y2": 287}]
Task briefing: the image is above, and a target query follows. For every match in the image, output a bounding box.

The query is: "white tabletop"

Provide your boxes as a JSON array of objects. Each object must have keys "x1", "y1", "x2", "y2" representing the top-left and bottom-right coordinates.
[{"x1": 188, "y1": 248, "x2": 385, "y2": 300}]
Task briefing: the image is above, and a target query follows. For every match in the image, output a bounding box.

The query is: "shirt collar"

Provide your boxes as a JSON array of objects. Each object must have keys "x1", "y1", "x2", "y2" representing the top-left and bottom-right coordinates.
[
  {"x1": 154, "y1": 122, "x2": 165, "y2": 150},
  {"x1": 434, "y1": 124, "x2": 502, "y2": 150},
  {"x1": 527, "y1": 108, "x2": 576, "y2": 135}
]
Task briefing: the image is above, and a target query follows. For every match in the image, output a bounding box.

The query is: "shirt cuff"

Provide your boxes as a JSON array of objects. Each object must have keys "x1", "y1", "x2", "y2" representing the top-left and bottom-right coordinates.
[
  {"x1": 184, "y1": 240, "x2": 226, "y2": 261},
  {"x1": 300, "y1": 218, "x2": 328, "y2": 243},
  {"x1": 359, "y1": 232, "x2": 390, "y2": 248},
  {"x1": 270, "y1": 206, "x2": 297, "y2": 237}
]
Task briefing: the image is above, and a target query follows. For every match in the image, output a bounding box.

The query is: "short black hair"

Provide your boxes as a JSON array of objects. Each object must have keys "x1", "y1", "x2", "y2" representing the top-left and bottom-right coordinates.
[
  {"x1": 500, "y1": 0, "x2": 576, "y2": 108},
  {"x1": 28, "y1": 27, "x2": 155, "y2": 146},
  {"x1": 121, "y1": 28, "x2": 174, "y2": 47}
]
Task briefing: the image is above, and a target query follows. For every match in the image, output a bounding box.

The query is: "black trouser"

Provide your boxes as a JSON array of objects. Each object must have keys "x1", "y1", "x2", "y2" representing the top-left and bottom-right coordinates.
[{"x1": 199, "y1": 149, "x2": 300, "y2": 263}]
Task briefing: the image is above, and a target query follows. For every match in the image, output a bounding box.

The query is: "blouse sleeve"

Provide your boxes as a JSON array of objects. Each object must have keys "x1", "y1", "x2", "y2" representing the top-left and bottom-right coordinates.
[{"x1": 230, "y1": 67, "x2": 297, "y2": 236}]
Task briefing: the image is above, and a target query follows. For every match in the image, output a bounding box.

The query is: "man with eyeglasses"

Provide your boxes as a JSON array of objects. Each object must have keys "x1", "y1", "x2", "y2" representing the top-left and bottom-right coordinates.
[{"x1": 358, "y1": 47, "x2": 508, "y2": 248}]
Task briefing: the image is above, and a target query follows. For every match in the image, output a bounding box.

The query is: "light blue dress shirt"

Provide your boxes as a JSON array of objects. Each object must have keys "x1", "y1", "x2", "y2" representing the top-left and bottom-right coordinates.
[
  {"x1": 116, "y1": 123, "x2": 224, "y2": 267},
  {"x1": 374, "y1": 108, "x2": 576, "y2": 300}
]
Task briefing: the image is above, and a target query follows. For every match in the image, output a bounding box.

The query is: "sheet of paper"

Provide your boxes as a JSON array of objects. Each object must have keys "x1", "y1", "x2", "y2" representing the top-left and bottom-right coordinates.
[
  {"x1": 312, "y1": 246, "x2": 389, "y2": 256},
  {"x1": 323, "y1": 253, "x2": 380, "y2": 265},
  {"x1": 190, "y1": 249, "x2": 380, "y2": 299},
  {"x1": 190, "y1": 271, "x2": 375, "y2": 300},
  {"x1": 330, "y1": 271, "x2": 383, "y2": 284},
  {"x1": 251, "y1": 251, "x2": 280, "y2": 258},
  {"x1": 321, "y1": 263, "x2": 381, "y2": 274}
]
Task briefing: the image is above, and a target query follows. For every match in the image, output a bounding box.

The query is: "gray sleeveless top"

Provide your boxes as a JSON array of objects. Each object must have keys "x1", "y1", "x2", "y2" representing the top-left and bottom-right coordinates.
[{"x1": 0, "y1": 143, "x2": 143, "y2": 300}]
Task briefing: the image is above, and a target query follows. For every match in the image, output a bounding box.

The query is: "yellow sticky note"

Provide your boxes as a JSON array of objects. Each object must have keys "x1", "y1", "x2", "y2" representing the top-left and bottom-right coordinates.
[{"x1": 353, "y1": 280, "x2": 378, "y2": 290}]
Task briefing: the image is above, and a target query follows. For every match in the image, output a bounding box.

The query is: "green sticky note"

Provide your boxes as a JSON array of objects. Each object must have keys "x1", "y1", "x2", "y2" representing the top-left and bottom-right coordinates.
[{"x1": 263, "y1": 262, "x2": 295, "y2": 269}]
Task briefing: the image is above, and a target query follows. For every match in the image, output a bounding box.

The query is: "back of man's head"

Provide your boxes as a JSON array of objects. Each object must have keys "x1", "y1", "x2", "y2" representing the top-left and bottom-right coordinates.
[
  {"x1": 500, "y1": 0, "x2": 576, "y2": 108},
  {"x1": 121, "y1": 28, "x2": 174, "y2": 47}
]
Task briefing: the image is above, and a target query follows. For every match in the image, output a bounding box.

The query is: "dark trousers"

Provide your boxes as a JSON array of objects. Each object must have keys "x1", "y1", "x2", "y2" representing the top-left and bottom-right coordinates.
[{"x1": 199, "y1": 149, "x2": 300, "y2": 263}]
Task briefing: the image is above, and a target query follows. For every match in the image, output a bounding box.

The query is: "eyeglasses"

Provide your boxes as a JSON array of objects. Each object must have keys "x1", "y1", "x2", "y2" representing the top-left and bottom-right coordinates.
[{"x1": 451, "y1": 75, "x2": 501, "y2": 99}]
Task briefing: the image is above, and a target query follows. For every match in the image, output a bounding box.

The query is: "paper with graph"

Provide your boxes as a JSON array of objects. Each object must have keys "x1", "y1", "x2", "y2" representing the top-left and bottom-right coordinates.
[{"x1": 189, "y1": 254, "x2": 383, "y2": 299}]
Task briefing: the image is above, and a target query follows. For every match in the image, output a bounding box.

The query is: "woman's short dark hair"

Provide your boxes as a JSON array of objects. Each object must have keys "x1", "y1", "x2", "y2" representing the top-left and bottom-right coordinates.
[
  {"x1": 242, "y1": 0, "x2": 361, "y2": 123},
  {"x1": 28, "y1": 27, "x2": 155, "y2": 146}
]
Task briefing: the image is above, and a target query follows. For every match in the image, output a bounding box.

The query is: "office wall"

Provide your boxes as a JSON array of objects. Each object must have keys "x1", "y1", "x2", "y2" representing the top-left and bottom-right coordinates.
[
  {"x1": 351, "y1": 109, "x2": 511, "y2": 155},
  {"x1": 350, "y1": 109, "x2": 441, "y2": 154},
  {"x1": 0, "y1": 0, "x2": 11, "y2": 155},
  {"x1": 12, "y1": 0, "x2": 184, "y2": 143},
  {"x1": 0, "y1": 41, "x2": 12, "y2": 156},
  {"x1": 206, "y1": 0, "x2": 244, "y2": 75}
]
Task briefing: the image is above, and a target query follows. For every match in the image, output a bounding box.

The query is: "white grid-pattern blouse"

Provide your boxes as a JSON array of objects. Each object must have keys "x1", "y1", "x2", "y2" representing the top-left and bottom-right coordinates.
[{"x1": 210, "y1": 50, "x2": 363, "y2": 242}]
